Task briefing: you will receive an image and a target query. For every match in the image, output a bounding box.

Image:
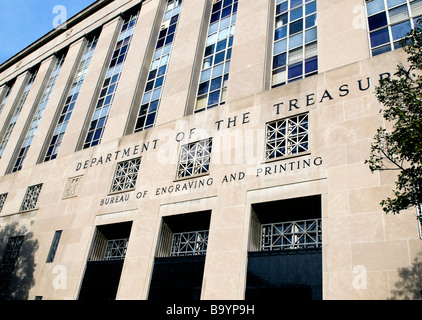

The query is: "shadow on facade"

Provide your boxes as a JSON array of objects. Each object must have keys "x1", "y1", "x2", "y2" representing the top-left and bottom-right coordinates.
[
  {"x1": 391, "y1": 251, "x2": 422, "y2": 300},
  {"x1": 0, "y1": 221, "x2": 38, "y2": 300}
]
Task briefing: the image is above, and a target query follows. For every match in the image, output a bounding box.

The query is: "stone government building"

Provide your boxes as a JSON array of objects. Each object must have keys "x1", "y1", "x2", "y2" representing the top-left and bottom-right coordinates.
[{"x1": 0, "y1": 0, "x2": 421, "y2": 300}]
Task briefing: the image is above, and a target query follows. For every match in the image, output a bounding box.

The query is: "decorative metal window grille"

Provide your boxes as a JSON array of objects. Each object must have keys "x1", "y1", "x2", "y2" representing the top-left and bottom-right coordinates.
[
  {"x1": 177, "y1": 138, "x2": 212, "y2": 179},
  {"x1": 0, "y1": 236, "x2": 24, "y2": 296},
  {"x1": 0, "y1": 71, "x2": 38, "y2": 159},
  {"x1": 272, "y1": 0, "x2": 318, "y2": 88},
  {"x1": 46, "y1": 230, "x2": 62, "y2": 263},
  {"x1": 111, "y1": 157, "x2": 141, "y2": 192},
  {"x1": 45, "y1": 36, "x2": 99, "y2": 161},
  {"x1": 265, "y1": 113, "x2": 309, "y2": 160},
  {"x1": 134, "y1": 0, "x2": 183, "y2": 132},
  {"x1": 365, "y1": 0, "x2": 422, "y2": 56},
  {"x1": 11, "y1": 54, "x2": 66, "y2": 172},
  {"x1": 0, "y1": 193, "x2": 7, "y2": 213},
  {"x1": 20, "y1": 184, "x2": 43, "y2": 212},
  {"x1": 261, "y1": 218, "x2": 321, "y2": 251},
  {"x1": 195, "y1": 0, "x2": 238, "y2": 112},
  {"x1": 170, "y1": 230, "x2": 209, "y2": 256},
  {"x1": 83, "y1": 13, "x2": 138, "y2": 149},
  {"x1": 103, "y1": 238, "x2": 129, "y2": 260}
]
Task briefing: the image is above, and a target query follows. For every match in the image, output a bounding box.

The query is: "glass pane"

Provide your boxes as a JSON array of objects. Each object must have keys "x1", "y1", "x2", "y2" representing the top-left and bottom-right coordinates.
[
  {"x1": 370, "y1": 27, "x2": 390, "y2": 47},
  {"x1": 289, "y1": 19, "x2": 303, "y2": 35},
  {"x1": 305, "y1": 27, "x2": 317, "y2": 43},
  {"x1": 305, "y1": 1, "x2": 317, "y2": 15},
  {"x1": 411, "y1": 0, "x2": 422, "y2": 16},
  {"x1": 289, "y1": 32, "x2": 303, "y2": 49},
  {"x1": 195, "y1": 96, "x2": 207, "y2": 111},
  {"x1": 290, "y1": 7, "x2": 303, "y2": 21},
  {"x1": 290, "y1": 0, "x2": 303, "y2": 9},
  {"x1": 208, "y1": 90, "x2": 220, "y2": 106},
  {"x1": 274, "y1": 38, "x2": 287, "y2": 54},
  {"x1": 275, "y1": 26, "x2": 288, "y2": 40},
  {"x1": 391, "y1": 20, "x2": 411, "y2": 40},
  {"x1": 305, "y1": 56, "x2": 317, "y2": 73},
  {"x1": 367, "y1": 0, "x2": 385, "y2": 15},
  {"x1": 389, "y1": 5, "x2": 409, "y2": 24},
  {"x1": 305, "y1": 42, "x2": 317, "y2": 58},
  {"x1": 288, "y1": 47, "x2": 303, "y2": 64},
  {"x1": 272, "y1": 67, "x2": 286, "y2": 85},
  {"x1": 200, "y1": 68, "x2": 211, "y2": 82},
  {"x1": 288, "y1": 62, "x2": 303, "y2": 79},
  {"x1": 305, "y1": 14, "x2": 317, "y2": 28},
  {"x1": 276, "y1": 13, "x2": 288, "y2": 27},
  {"x1": 368, "y1": 12, "x2": 388, "y2": 31},
  {"x1": 277, "y1": 1, "x2": 288, "y2": 14},
  {"x1": 273, "y1": 53, "x2": 287, "y2": 68},
  {"x1": 387, "y1": 0, "x2": 406, "y2": 8}
]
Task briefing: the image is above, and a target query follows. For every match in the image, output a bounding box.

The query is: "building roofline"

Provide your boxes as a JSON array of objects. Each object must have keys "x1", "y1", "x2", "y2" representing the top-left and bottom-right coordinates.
[{"x1": 0, "y1": 0, "x2": 115, "y2": 74}]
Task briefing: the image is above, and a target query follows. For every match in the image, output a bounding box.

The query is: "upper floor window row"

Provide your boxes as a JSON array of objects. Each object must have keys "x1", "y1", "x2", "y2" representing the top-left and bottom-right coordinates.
[
  {"x1": 366, "y1": 0, "x2": 422, "y2": 56},
  {"x1": 272, "y1": 0, "x2": 318, "y2": 88}
]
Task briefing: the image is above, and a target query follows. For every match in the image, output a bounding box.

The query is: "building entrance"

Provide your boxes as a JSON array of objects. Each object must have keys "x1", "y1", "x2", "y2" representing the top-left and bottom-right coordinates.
[{"x1": 245, "y1": 195, "x2": 322, "y2": 300}]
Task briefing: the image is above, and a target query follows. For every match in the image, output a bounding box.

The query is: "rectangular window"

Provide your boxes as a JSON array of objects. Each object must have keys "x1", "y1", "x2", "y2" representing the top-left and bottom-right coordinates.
[
  {"x1": 110, "y1": 157, "x2": 141, "y2": 193},
  {"x1": 0, "y1": 70, "x2": 38, "y2": 159},
  {"x1": 87, "y1": 222, "x2": 132, "y2": 262},
  {"x1": 272, "y1": 0, "x2": 318, "y2": 88},
  {"x1": 0, "y1": 236, "x2": 24, "y2": 297},
  {"x1": 261, "y1": 218, "x2": 321, "y2": 251},
  {"x1": 20, "y1": 183, "x2": 43, "y2": 212},
  {"x1": 170, "y1": 230, "x2": 209, "y2": 256},
  {"x1": 11, "y1": 54, "x2": 66, "y2": 172},
  {"x1": 194, "y1": 0, "x2": 238, "y2": 112},
  {"x1": 104, "y1": 238, "x2": 129, "y2": 260},
  {"x1": 177, "y1": 138, "x2": 212, "y2": 179},
  {"x1": 265, "y1": 113, "x2": 309, "y2": 160},
  {"x1": 44, "y1": 35, "x2": 99, "y2": 161},
  {"x1": 0, "y1": 193, "x2": 8, "y2": 213},
  {"x1": 46, "y1": 230, "x2": 62, "y2": 263},
  {"x1": 82, "y1": 13, "x2": 139, "y2": 149},
  {"x1": 134, "y1": 0, "x2": 183, "y2": 132},
  {"x1": 365, "y1": 0, "x2": 422, "y2": 56},
  {"x1": 155, "y1": 212, "x2": 211, "y2": 257},
  {"x1": 0, "y1": 83, "x2": 14, "y2": 115}
]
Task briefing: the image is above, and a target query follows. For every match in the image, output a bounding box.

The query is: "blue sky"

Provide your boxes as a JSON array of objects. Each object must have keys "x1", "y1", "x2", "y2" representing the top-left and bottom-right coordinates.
[{"x1": 0, "y1": 0, "x2": 97, "y2": 64}]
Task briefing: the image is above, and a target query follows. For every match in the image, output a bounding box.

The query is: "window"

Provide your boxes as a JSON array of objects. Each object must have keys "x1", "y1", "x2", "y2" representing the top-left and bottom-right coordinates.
[
  {"x1": 272, "y1": 0, "x2": 318, "y2": 88},
  {"x1": 0, "y1": 83, "x2": 14, "y2": 115},
  {"x1": 194, "y1": 0, "x2": 238, "y2": 112},
  {"x1": 46, "y1": 230, "x2": 62, "y2": 263},
  {"x1": 104, "y1": 238, "x2": 129, "y2": 260},
  {"x1": 44, "y1": 35, "x2": 99, "y2": 161},
  {"x1": 155, "y1": 211, "x2": 211, "y2": 257},
  {"x1": 0, "y1": 193, "x2": 8, "y2": 213},
  {"x1": 249, "y1": 196, "x2": 322, "y2": 252},
  {"x1": 134, "y1": 0, "x2": 183, "y2": 132},
  {"x1": 20, "y1": 184, "x2": 43, "y2": 212},
  {"x1": 366, "y1": 0, "x2": 422, "y2": 56},
  {"x1": 265, "y1": 113, "x2": 309, "y2": 160},
  {"x1": 110, "y1": 157, "x2": 141, "y2": 192},
  {"x1": 0, "y1": 70, "x2": 38, "y2": 159},
  {"x1": 82, "y1": 13, "x2": 138, "y2": 149},
  {"x1": 170, "y1": 230, "x2": 209, "y2": 256},
  {"x1": 0, "y1": 236, "x2": 24, "y2": 297},
  {"x1": 177, "y1": 138, "x2": 212, "y2": 179},
  {"x1": 87, "y1": 222, "x2": 132, "y2": 261},
  {"x1": 261, "y1": 218, "x2": 321, "y2": 250},
  {"x1": 11, "y1": 54, "x2": 66, "y2": 172}
]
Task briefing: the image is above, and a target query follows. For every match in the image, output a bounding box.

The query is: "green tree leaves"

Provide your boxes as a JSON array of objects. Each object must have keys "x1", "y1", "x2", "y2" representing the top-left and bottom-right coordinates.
[{"x1": 366, "y1": 20, "x2": 422, "y2": 215}]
